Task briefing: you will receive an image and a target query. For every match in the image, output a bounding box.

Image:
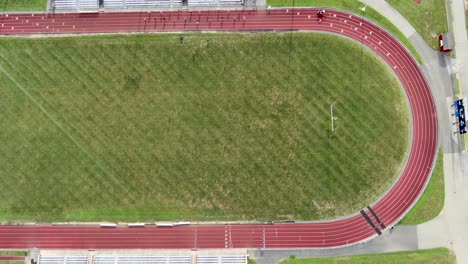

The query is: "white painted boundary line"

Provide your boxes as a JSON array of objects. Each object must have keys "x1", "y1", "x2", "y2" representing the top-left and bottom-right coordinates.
[
  {"x1": 156, "y1": 223, "x2": 174, "y2": 227},
  {"x1": 174, "y1": 222, "x2": 191, "y2": 226},
  {"x1": 128, "y1": 222, "x2": 145, "y2": 227}
]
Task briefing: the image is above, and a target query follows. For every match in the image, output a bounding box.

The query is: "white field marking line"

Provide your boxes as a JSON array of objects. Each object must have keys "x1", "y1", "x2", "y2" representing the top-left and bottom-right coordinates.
[{"x1": 0, "y1": 62, "x2": 107, "y2": 174}]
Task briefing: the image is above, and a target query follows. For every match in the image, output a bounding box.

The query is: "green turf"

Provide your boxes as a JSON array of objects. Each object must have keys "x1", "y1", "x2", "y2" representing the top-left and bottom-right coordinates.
[
  {"x1": 266, "y1": 0, "x2": 422, "y2": 64},
  {"x1": 400, "y1": 148, "x2": 444, "y2": 225},
  {"x1": 386, "y1": 0, "x2": 448, "y2": 50},
  {"x1": 281, "y1": 248, "x2": 456, "y2": 264},
  {"x1": 0, "y1": 0, "x2": 46, "y2": 11},
  {"x1": 0, "y1": 251, "x2": 27, "y2": 257},
  {"x1": 0, "y1": 33, "x2": 409, "y2": 222}
]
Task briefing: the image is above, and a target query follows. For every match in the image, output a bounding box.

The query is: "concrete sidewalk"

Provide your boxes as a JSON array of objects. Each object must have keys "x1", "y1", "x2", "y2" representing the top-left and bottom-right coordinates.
[
  {"x1": 417, "y1": 153, "x2": 468, "y2": 262},
  {"x1": 450, "y1": 0, "x2": 468, "y2": 98}
]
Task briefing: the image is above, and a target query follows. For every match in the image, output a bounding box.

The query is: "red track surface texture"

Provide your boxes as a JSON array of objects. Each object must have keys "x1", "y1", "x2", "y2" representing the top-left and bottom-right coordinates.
[
  {"x1": 0, "y1": 256, "x2": 25, "y2": 261},
  {"x1": 0, "y1": 8, "x2": 437, "y2": 249}
]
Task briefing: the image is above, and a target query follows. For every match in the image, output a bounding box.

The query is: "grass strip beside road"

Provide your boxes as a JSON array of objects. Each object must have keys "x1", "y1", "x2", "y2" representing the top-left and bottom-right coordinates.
[
  {"x1": 400, "y1": 149, "x2": 444, "y2": 225},
  {"x1": 266, "y1": 0, "x2": 422, "y2": 64},
  {"x1": 386, "y1": 0, "x2": 448, "y2": 50},
  {"x1": 281, "y1": 248, "x2": 456, "y2": 264}
]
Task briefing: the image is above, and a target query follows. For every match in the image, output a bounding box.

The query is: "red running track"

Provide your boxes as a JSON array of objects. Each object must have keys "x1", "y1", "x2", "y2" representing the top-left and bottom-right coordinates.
[
  {"x1": 0, "y1": 256, "x2": 25, "y2": 261},
  {"x1": 0, "y1": 8, "x2": 437, "y2": 249}
]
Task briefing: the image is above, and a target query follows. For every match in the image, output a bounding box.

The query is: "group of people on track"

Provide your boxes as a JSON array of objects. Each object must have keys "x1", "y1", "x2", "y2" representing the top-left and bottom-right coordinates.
[{"x1": 317, "y1": 9, "x2": 325, "y2": 23}]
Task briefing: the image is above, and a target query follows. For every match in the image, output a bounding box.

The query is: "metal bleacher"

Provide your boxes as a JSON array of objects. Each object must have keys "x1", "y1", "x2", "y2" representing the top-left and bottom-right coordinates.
[
  {"x1": 104, "y1": 0, "x2": 183, "y2": 8},
  {"x1": 186, "y1": 0, "x2": 217, "y2": 7},
  {"x1": 217, "y1": 0, "x2": 242, "y2": 6},
  {"x1": 103, "y1": 0, "x2": 125, "y2": 8},
  {"x1": 93, "y1": 255, "x2": 191, "y2": 264},
  {"x1": 54, "y1": 0, "x2": 76, "y2": 9},
  {"x1": 54, "y1": 0, "x2": 99, "y2": 10},
  {"x1": 196, "y1": 255, "x2": 247, "y2": 264},
  {"x1": 55, "y1": 0, "x2": 241, "y2": 10},
  {"x1": 39, "y1": 254, "x2": 247, "y2": 264},
  {"x1": 79, "y1": 0, "x2": 100, "y2": 8},
  {"x1": 187, "y1": 0, "x2": 242, "y2": 7},
  {"x1": 126, "y1": 0, "x2": 181, "y2": 8},
  {"x1": 38, "y1": 255, "x2": 87, "y2": 264}
]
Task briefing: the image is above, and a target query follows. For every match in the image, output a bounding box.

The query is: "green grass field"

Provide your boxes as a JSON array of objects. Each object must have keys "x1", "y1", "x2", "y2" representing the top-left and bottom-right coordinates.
[
  {"x1": 266, "y1": 0, "x2": 422, "y2": 64},
  {"x1": 281, "y1": 248, "x2": 456, "y2": 264},
  {"x1": 386, "y1": 0, "x2": 448, "y2": 50},
  {"x1": 0, "y1": 251, "x2": 27, "y2": 257},
  {"x1": 400, "y1": 149, "x2": 444, "y2": 225},
  {"x1": 0, "y1": 33, "x2": 409, "y2": 222},
  {"x1": 0, "y1": 0, "x2": 46, "y2": 11}
]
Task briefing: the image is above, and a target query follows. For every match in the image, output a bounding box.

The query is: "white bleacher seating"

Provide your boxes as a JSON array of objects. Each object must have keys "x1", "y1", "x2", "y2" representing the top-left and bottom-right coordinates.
[
  {"x1": 93, "y1": 255, "x2": 190, "y2": 264},
  {"x1": 79, "y1": 0, "x2": 99, "y2": 8},
  {"x1": 54, "y1": 0, "x2": 77, "y2": 10},
  {"x1": 54, "y1": 0, "x2": 98, "y2": 9},
  {"x1": 187, "y1": 0, "x2": 242, "y2": 7},
  {"x1": 39, "y1": 255, "x2": 87, "y2": 264},
  {"x1": 219, "y1": 0, "x2": 242, "y2": 6},
  {"x1": 56, "y1": 0, "x2": 241, "y2": 10},
  {"x1": 187, "y1": 0, "x2": 217, "y2": 6},
  {"x1": 125, "y1": 0, "x2": 182, "y2": 8},
  {"x1": 197, "y1": 255, "x2": 247, "y2": 264},
  {"x1": 104, "y1": 0, "x2": 125, "y2": 8}
]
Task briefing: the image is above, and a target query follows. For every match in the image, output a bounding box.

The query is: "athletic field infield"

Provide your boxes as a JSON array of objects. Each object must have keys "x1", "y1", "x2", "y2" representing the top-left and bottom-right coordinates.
[{"x1": 0, "y1": 33, "x2": 409, "y2": 222}]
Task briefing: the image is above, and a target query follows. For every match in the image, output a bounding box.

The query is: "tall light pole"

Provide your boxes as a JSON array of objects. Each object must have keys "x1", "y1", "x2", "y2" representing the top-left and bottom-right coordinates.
[{"x1": 331, "y1": 101, "x2": 338, "y2": 132}]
